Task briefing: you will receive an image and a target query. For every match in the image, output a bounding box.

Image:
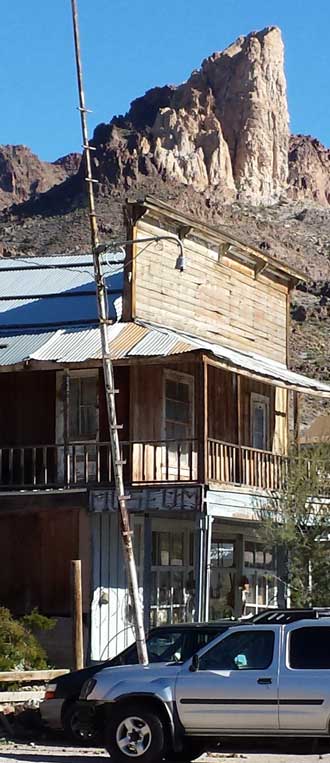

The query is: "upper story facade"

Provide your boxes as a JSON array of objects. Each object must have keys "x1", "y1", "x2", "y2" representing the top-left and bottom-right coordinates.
[{"x1": 0, "y1": 197, "x2": 329, "y2": 496}]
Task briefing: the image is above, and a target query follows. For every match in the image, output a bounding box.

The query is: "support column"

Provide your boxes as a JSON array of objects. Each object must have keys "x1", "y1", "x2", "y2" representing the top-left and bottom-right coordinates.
[
  {"x1": 203, "y1": 515, "x2": 213, "y2": 622},
  {"x1": 143, "y1": 514, "x2": 152, "y2": 632},
  {"x1": 293, "y1": 391, "x2": 300, "y2": 449},
  {"x1": 234, "y1": 533, "x2": 244, "y2": 618},
  {"x1": 194, "y1": 513, "x2": 205, "y2": 622}
]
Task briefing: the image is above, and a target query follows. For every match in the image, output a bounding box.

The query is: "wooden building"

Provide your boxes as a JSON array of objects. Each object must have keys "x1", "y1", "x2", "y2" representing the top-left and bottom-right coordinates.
[{"x1": 0, "y1": 197, "x2": 330, "y2": 665}]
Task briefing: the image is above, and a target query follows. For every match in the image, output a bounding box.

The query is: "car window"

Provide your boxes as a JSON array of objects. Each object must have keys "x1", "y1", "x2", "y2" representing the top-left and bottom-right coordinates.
[
  {"x1": 199, "y1": 630, "x2": 274, "y2": 671},
  {"x1": 289, "y1": 627, "x2": 330, "y2": 669},
  {"x1": 147, "y1": 631, "x2": 185, "y2": 662},
  {"x1": 194, "y1": 628, "x2": 227, "y2": 652}
]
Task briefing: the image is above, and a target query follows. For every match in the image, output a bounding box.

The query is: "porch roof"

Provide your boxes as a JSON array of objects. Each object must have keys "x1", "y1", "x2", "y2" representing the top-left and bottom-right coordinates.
[{"x1": 0, "y1": 319, "x2": 329, "y2": 398}]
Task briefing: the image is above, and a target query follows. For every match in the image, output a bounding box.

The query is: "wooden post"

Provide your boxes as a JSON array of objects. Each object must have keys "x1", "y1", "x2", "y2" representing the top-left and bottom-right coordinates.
[
  {"x1": 203, "y1": 358, "x2": 208, "y2": 484},
  {"x1": 237, "y1": 375, "x2": 243, "y2": 483},
  {"x1": 293, "y1": 391, "x2": 300, "y2": 449},
  {"x1": 71, "y1": 559, "x2": 84, "y2": 670}
]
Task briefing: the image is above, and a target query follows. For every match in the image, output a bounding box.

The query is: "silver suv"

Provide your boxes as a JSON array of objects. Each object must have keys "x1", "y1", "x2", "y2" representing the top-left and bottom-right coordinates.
[{"x1": 81, "y1": 620, "x2": 330, "y2": 762}]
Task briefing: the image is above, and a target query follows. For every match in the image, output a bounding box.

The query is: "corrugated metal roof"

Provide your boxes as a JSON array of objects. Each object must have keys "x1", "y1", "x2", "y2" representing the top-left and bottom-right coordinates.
[
  {"x1": 0, "y1": 319, "x2": 330, "y2": 397},
  {"x1": 0, "y1": 253, "x2": 124, "y2": 328}
]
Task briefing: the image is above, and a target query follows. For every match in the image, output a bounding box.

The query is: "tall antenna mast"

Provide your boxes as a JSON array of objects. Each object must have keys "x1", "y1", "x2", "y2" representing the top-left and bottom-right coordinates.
[{"x1": 70, "y1": 0, "x2": 148, "y2": 665}]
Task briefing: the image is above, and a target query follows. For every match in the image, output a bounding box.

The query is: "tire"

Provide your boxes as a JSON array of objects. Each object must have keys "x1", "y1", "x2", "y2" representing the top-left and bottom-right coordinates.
[
  {"x1": 105, "y1": 703, "x2": 165, "y2": 763},
  {"x1": 62, "y1": 702, "x2": 99, "y2": 745}
]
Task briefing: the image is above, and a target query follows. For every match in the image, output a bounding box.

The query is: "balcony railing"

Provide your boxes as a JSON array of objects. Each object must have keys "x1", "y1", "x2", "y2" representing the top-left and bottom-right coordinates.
[
  {"x1": 208, "y1": 438, "x2": 287, "y2": 490},
  {"x1": 0, "y1": 438, "x2": 198, "y2": 490},
  {"x1": 0, "y1": 438, "x2": 289, "y2": 491}
]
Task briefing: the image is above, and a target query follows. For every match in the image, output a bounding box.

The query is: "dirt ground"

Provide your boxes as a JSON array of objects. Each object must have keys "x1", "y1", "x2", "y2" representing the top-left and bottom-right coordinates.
[{"x1": 0, "y1": 741, "x2": 330, "y2": 763}]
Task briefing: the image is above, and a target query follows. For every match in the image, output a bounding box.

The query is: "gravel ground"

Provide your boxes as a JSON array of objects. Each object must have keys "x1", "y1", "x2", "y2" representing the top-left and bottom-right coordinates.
[{"x1": 0, "y1": 741, "x2": 330, "y2": 763}]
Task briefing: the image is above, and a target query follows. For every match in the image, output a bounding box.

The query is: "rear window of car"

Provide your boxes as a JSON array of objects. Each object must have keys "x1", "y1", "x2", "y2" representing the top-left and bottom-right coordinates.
[{"x1": 289, "y1": 627, "x2": 330, "y2": 669}]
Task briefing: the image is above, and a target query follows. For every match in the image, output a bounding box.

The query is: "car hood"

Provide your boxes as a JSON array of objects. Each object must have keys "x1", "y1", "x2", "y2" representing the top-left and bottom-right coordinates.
[{"x1": 85, "y1": 661, "x2": 181, "y2": 702}]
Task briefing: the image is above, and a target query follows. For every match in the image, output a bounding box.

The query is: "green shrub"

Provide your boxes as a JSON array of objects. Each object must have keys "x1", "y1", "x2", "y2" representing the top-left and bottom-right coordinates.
[{"x1": 0, "y1": 607, "x2": 55, "y2": 672}]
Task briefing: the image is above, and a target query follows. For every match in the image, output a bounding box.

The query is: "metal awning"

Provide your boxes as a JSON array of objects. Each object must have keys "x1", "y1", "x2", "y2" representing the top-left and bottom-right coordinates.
[{"x1": 0, "y1": 319, "x2": 329, "y2": 397}]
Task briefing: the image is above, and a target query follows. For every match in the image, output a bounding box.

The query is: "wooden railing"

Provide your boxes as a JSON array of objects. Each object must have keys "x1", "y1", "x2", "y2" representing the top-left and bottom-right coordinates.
[
  {"x1": 0, "y1": 438, "x2": 199, "y2": 489},
  {"x1": 208, "y1": 438, "x2": 288, "y2": 490}
]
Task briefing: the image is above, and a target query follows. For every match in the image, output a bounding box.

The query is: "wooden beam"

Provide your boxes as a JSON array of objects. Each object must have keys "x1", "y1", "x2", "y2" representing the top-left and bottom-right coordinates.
[
  {"x1": 203, "y1": 358, "x2": 208, "y2": 484},
  {"x1": 0, "y1": 669, "x2": 69, "y2": 683},
  {"x1": 293, "y1": 391, "x2": 300, "y2": 448},
  {"x1": 71, "y1": 559, "x2": 84, "y2": 671}
]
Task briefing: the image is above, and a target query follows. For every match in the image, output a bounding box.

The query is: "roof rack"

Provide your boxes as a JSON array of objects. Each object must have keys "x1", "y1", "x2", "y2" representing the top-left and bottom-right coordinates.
[{"x1": 251, "y1": 608, "x2": 330, "y2": 624}]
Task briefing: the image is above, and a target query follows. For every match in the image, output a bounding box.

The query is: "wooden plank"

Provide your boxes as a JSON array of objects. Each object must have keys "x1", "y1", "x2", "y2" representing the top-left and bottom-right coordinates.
[
  {"x1": 0, "y1": 669, "x2": 69, "y2": 683},
  {"x1": 0, "y1": 691, "x2": 45, "y2": 703},
  {"x1": 203, "y1": 359, "x2": 208, "y2": 483}
]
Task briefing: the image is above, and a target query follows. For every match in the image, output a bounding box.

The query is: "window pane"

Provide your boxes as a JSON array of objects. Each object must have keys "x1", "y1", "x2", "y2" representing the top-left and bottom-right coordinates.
[
  {"x1": 200, "y1": 630, "x2": 274, "y2": 671},
  {"x1": 147, "y1": 631, "x2": 184, "y2": 662},
  {"x1": 69, "y1": 379, "x2": 80, "y2": 438},
  {"x1": 290, "y1": 627, "x2": 330, "y2": 669},
  {"x1": 171, "y1": 533, "x2": 184, "y2": 565}
]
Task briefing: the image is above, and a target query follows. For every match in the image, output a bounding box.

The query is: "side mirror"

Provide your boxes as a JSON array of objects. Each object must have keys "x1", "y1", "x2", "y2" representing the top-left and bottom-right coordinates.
[{"x1": 189, "y1": 654, "x2": 200, "y2": 672}]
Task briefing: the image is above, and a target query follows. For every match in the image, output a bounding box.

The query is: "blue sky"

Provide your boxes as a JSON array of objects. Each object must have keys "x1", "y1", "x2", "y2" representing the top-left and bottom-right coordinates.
[{"x1": 1, "y1": 0, "x2": 329, "y2": 161}]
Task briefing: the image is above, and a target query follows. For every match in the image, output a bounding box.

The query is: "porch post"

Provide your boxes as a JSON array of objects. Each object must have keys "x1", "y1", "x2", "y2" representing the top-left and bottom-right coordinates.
[
  {"x1": 293, "y1": 391, "x2": 300, "y2": 449},
  {"x1": 194, "y1": 512, "x2": 205, "y2": 622},
  {"x1": 203, "y1": 514, "x2": 213, "y2": 621},
  {"x1": 200, "y1": 357, "x2": 208, "y2": 484},
  {"x1": 143, "y1": 514, "x2": 152, "y2": 632},
  {"x1": 237, "y1": 374, "x2": 243, "y2": 482},
  {"x1": 63, "y1": 371, "x2": 70, "y2": 486}
]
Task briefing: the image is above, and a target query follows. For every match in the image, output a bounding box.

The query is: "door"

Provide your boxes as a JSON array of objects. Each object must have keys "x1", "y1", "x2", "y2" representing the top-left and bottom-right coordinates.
[
  {"x1": 176, "y1": 627, "x2": 279, "y2": 732},
  {"x1": 279, "y1": 624, "x2": 330, "y2": 732}
]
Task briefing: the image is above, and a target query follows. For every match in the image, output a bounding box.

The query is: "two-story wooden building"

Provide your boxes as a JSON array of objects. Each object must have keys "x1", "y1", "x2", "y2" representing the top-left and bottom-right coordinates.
[{"x1": 0, "y1": 196, "x2": 329, "y2": 665}]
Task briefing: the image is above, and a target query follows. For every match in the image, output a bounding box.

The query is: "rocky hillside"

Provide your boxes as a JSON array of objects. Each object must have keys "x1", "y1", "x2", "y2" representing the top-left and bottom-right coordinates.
[
  {"x1": 0, "y1": 26, "x2": 329, "y2": 428},
  {"x1": 0, "y1": 145, "x2": 81, "y2": 210}
]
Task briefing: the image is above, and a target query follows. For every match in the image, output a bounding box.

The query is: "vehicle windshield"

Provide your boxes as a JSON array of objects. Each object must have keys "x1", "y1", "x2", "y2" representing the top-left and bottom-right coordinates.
[{"x1": 147, "y1": 631, "x2": 185, "y2": 662}]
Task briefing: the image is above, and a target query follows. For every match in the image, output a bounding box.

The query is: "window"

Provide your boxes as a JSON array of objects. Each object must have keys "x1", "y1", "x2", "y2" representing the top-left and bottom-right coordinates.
[
  {"x1": 200, "y1": 630, "x2": 274, "y2": 671},
  {"x1": 146, "y1": 630, "x2": 186, "y2": 662},
  {"x1": 211, "y1": 541, "x2": 235, "y2": 568},
  {"x1": 289, "y1": 627, "x2": 330, "y2": 669},
  {"x1": 165, "y1": 375, "x2": 193, "y2": 441},
  {"x1": 150, "y1": 526, "x2": 195, "y2": 626},
  {"x1": 250, "y1": 394, "x2": 269, "y2": 451},
  {"x1": 69, "y1": 375, "x2": 97, "y2": 439}
]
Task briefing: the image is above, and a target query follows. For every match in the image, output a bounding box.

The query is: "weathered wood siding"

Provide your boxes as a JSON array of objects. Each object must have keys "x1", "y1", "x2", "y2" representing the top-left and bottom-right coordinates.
[
  {"x1": 207, "y1": 367, "x2": 288, "y2": 455},
  {"x1": 0, "y1": 370, "x2": 56, "y2": 446},
  {"x1": 132, "y1": 219, "x2": 288, "y2": 363},
  {"x1": 208, "y1": 366, "x2": 238, "y2": 443},
  {"x1": 0, "y1": 507, "x2": 87, "y2": 616}
]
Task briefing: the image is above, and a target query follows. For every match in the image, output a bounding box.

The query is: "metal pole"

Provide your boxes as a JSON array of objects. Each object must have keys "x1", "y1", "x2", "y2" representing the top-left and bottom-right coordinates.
[{"x1": 70, "y1": 0, "x2": 148, "y2": 665}]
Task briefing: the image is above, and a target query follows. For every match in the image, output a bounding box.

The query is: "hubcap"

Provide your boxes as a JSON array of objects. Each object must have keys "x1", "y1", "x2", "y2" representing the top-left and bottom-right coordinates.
[{"x1": 116, "y1": 715, "x2": 152, "y2": 757}]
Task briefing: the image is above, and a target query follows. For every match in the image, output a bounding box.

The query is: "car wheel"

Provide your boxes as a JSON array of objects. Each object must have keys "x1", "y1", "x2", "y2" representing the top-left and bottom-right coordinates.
[
  {"x1": 63, "y1": 702, "x2": 99, "y2": 745},
  {"x1": 105, "y1": 704, "x2": 165, "y2": 763}
]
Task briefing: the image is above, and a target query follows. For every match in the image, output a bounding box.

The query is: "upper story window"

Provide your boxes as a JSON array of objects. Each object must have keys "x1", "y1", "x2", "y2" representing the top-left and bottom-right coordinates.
[
  {"x1": 250, "y1": 393, "x2": 270, "y2": 451},
  {"x1": 69, "y1": 374, "x2": 97, "y2": 440},
  {"x1": 164, "y1": 371, "x2": 194, "y2": 442}
]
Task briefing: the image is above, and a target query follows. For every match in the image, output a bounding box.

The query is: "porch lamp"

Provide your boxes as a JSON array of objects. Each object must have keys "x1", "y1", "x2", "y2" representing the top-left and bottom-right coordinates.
[{"x1": 96, "y1": 234, "x2": 186, "y2": 272}]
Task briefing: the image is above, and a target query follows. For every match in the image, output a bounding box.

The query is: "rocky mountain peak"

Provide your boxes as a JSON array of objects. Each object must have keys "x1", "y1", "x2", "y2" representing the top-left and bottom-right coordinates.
[
  {"x1": 84, "y1": 25, "x2": 289, "y2": 205},
  {"x1": 0, "y1": 145, "x2": 80, "y2": 210}
]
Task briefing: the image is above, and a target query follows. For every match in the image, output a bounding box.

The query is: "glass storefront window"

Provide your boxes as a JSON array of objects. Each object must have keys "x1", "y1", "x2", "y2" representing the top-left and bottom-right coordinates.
[
  {"x1": 150, "y1": 527, "x2": 194, "y2": 626},
  {"x1": 244, "y1": 541, "x2": 277, "y2": 614}
]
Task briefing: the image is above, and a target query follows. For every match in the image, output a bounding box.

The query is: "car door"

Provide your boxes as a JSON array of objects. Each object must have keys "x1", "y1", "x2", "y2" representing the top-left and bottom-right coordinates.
[
  {"x1": 175, "y1": 626, "x2": 279, "y2": 732},
  {"x1": 279, "y1": 623, "x2": 330, "y2": 732}
]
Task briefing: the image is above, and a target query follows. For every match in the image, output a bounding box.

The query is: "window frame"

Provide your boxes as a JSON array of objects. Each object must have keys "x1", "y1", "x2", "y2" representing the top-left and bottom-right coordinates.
[
  {"x1": 69, "y1": 370, "x2": 99, "y2": 442},
  {"x1": 162, "y1": 369, "x2": 195, "y2": 442},
  {"x1": 199, "y1": 628, "x2": 275, "y2": 672},
  {"x1": 250, "y1": 392, "x2": 270, "y2": 451},
  {"x1": 288, "y1": 626, "x2": 330, "y2": 670}
]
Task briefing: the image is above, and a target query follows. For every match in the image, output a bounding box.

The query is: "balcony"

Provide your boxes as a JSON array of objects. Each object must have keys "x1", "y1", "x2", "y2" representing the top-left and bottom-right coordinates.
[
  {"x1": 0, "y1": 437, "x2": 288, "y2": 492},
  {"x1": 207, "y1": 439, "x2": 288, "y2": 491}
]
